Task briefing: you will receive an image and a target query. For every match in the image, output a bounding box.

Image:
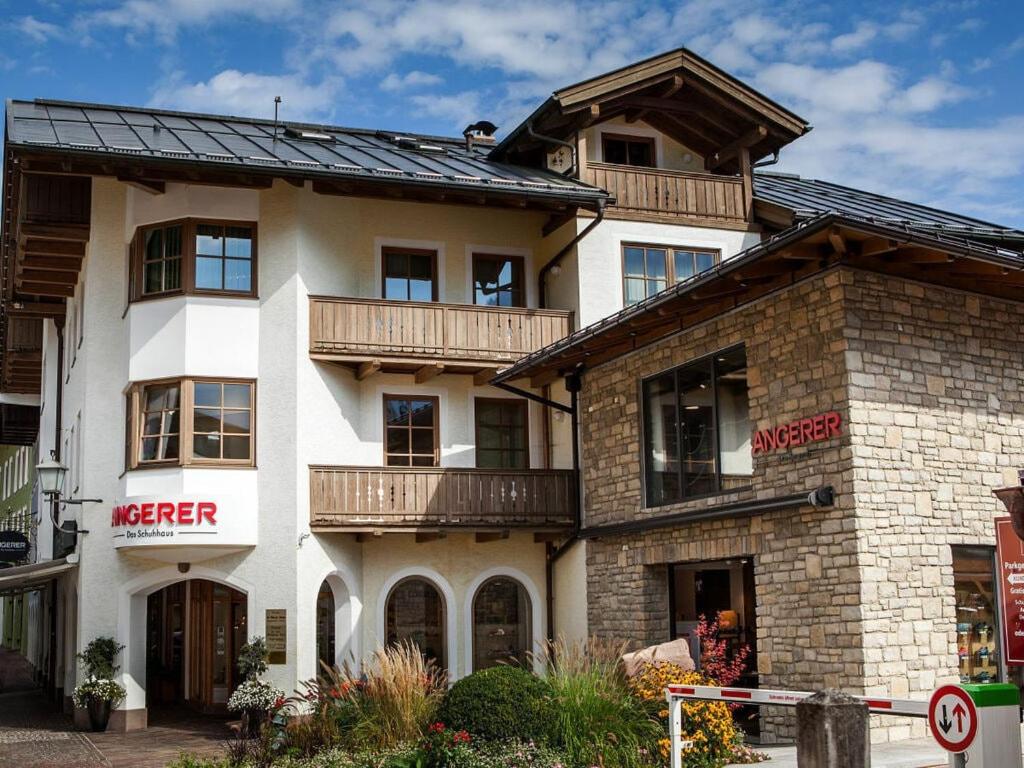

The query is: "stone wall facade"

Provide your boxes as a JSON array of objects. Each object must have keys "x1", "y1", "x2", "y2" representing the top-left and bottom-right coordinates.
[{"x1": 578, "y1": 267, "x2": 1024, "y2": 742}]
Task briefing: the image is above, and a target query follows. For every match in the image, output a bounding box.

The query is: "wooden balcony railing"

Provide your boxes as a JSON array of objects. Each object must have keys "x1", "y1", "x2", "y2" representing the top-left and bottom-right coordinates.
[
  {"x1": 309, "y1": 297, "x2": 572, "y2": 372},
  {"x1": 582, "y1": 162, "x2": 748, "y2": 225},
  {"x1": 309, "y1": 466, "x2": 576, "y2": 531}
]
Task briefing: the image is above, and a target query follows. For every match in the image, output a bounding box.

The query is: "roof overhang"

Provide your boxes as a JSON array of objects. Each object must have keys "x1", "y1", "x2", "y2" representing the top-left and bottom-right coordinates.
[
  {"x1": 495, "y1": 214, "x2": 1024, "y2": 386},
  {"x1": 492, "y1": 48, "x2": 810, "y2": 172}
]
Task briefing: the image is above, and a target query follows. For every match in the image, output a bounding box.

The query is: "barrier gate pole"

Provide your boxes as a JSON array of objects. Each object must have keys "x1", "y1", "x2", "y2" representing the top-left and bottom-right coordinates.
[{"x1": 668, "y1": 694, "x2": 682, "y2": 768}]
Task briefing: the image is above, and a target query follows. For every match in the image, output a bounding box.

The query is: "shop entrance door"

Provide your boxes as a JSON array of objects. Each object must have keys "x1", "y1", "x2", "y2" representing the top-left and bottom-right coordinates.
[
  {"x1": 146, "y1": 579, "x2": 247, "y2": 713},
  {"x1": 669, "y1": 559, "x2": 759, "y2": 737}
]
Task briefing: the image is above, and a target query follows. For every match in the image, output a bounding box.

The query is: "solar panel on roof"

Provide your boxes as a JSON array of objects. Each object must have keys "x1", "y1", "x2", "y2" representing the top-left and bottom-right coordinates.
[
  {"x1": 95, "y1": 124, "x2": 147, "y2": 149},
  {"x1": 45, "y1": 105, "x2": 88, "y2": 121},
  {"x1": 11, "y1": 118, "x2": 57, "y2": 144},
  {"x1": 52, "y1": 120, "x2": 101, "y2": 146}
]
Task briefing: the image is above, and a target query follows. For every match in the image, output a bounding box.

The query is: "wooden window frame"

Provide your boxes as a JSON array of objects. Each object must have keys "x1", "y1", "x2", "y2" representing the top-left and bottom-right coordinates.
[
  {"x1": 621, "y1": 243, "x2": 721, "y2": 306},
  {"x1": 471, "y1": 253, "x2": 526, "y2": 308},
  {"x1": 381, "y1": 247, "x2": 439, "y2": 302},
  {"x1": 473, "y1": 397, "x2": 530, "y2": 469},
  {"x1": 383, "y1": 394, "x2": 440, "y2": 467},
  {"x1": 601, "y1": 132, "x2": 656, "y2": 168},
  {"x1": 129, "y1": 218, "x2": 258, "y2": 302},
  {"x1": 125, "y1": 377, "x2": 256, "y2": 470}
]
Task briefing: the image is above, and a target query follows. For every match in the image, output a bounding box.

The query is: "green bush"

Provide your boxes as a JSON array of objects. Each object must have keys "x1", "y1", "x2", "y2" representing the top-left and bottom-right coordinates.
[
  {"x1": 438, "y1": 666, "x2": 554, "y2": 744},
  {"x1": 77, "y1": 636, "x2": 124, "y2": 679}
]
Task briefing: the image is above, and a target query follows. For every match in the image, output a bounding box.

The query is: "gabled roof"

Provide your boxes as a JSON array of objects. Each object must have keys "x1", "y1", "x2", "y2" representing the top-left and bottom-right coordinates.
[
  {"x1": 4, "y1": 99, "x2": 608, "y2": 209},
  {"x1": 492, "y1": 48, "x2": 811, "y2": 172},
  {"x1": 495, "y1": 213, "x2": 1024, "y2": 385},
  {"x1": 754, "y1": 172, "x2": 1024, "y2": 243}
]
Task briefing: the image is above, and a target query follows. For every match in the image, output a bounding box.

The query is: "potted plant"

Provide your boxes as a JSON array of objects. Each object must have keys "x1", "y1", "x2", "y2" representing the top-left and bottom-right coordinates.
[
  {"x1": 228, "y1": 637, "x2": 282, "y2": 737},
  {"x1": 72, "y1": 637, "x2": 127, "y2": 732}
]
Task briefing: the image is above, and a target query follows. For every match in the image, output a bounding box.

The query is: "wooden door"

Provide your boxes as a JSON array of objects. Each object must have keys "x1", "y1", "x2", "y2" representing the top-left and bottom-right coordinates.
[{"x1": 187, "y1": 580, "x2": 248, "y2": 712}]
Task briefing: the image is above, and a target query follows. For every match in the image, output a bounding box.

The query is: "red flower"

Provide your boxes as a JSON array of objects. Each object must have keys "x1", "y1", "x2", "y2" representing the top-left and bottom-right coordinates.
[
  {"x1": 272, "y1": 695, "x2": 285, "y2": 710},
  {"x1": 455, "y1": 730, "x2": 471, "y2": 744},
  {"x1": 429, "y1": 721, "x2": 446, "y2": 733}
]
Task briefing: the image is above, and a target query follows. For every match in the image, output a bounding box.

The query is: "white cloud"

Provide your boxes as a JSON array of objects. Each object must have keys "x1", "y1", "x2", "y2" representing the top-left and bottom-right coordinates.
[
  {"x1": 13, "y1": 15, "x2": 63, "y2": 43},
  {"x1": 832, "y1": 22, "x2": 878, "y2": 54},
  {"x1": 410, "y1": 91, "x2": 484, "y2": 129},
  {"x1": 149, "y1": 70, "x2": 343, "y2": 122},
  {"x1": 380, "y1": 71, "x2": 443, "y2": 92},
  {"x1": 77, "y1": 0, "x2": 300, "y2": 42}
]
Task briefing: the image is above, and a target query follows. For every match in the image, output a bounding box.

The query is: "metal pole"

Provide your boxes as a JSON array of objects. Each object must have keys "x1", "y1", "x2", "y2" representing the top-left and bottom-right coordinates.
[{"x1": 668, "y1": 694, "x2": 682, "y2": 768}]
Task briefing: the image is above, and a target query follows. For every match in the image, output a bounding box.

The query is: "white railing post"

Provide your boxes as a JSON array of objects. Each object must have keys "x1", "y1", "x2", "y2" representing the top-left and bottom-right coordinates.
[{"x1": 667, "y1": 691, "x2": 683, "y2": 768}]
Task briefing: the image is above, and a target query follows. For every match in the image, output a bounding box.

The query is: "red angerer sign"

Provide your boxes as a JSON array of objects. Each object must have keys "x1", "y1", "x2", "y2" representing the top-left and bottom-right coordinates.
[{"x1": 751, "y1": 411, "x2": 842, "y2": 455}]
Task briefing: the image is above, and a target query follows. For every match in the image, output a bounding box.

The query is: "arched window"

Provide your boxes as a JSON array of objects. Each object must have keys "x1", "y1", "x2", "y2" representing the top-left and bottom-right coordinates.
[
  {"x1": 472, "y1": 577, "x2": 531, "y2": 671},
  {"x1": 316, "y1": 581, "x2": 335, "y2": 672},
  {"x1": 385, "y1": 577, "x2": 446, "y2": 669}
]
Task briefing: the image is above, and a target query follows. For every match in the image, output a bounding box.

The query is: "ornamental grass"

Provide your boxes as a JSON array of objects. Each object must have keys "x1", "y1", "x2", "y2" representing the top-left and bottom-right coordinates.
[{"x1": 532, "y1": 637, "x2": 662, "y2": 768}]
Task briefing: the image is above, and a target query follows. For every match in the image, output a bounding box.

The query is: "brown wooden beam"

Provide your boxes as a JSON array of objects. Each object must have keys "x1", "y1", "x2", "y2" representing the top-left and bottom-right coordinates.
[
  {"x1": 356, "y1": 360, "x2": 382, "y2": 381},
  {"x1": 414, "y1": 363, "x2": 445, "y2": 384},
  {"x1": 21, "y1": 254, "x2": 84, "y2": 272},
  {"x1": 18, "y1": 269, "x2": 79, "y2": 285},
  {"x1": 473, "y1": 368, "x2": 498, "y2": 387},
  {"x1": 15, "y1": 281, "x2": 75, "y2": 298},
  {"x1": 117, "y1": 176, "x2": 166, "y2": 195},
  {"x1": 828, "y1": 226, "x2": 847, "y2": 255},
  {"x1": 19, "y1": 223, "x2": 90, "y2": 242},
  {"x1": 709, "y1": 125, "x2": 768, "y2": 170},
  {"x1": 6, "y1": 302, "x2": 66, "y2": 318},
  {"x1": 23, "y1": 238, "x2": 86, "y2": 258}
]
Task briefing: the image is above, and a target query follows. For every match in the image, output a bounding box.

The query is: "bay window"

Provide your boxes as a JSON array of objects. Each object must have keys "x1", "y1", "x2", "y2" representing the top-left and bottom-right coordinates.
[
  {"x1": 642, "y1": 345, "x2": 751, "y2": 507},
  {"x1": 130, "y1": 219, "x2": 257, "y2": 301},
  {"x1": 126, "y1": 378, "x2": 255, "y2": 469}
]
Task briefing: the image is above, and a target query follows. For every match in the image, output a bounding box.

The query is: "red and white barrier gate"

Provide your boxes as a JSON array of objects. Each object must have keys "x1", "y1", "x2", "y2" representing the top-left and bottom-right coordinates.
[{"x1": 664, "y1": 684, "x2": 928, "y2": 768}]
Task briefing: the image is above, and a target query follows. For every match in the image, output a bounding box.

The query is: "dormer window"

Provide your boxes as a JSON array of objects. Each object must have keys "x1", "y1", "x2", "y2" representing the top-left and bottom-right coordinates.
[{"x1": 602, "y1": 133, "x2": 655, "y2": 168}]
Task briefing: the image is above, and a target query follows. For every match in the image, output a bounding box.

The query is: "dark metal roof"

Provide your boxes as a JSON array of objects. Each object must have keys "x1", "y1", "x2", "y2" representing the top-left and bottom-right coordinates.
[
  {"x1": 5, "y1": 99, "x2": 608, "y2": 205},
  {"x1": 494, "y1": 212, "x2": 1024, "y2": 384},
  {"x1": 754, "y1": 171, "x2": 1024, "y2": 242}
]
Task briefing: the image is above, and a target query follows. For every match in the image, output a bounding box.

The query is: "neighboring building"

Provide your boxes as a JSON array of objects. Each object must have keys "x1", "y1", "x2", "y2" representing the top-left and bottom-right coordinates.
[
  {"x1": 499, "y1": 210, "x2": 1024, "y2": 741},
  {"x1": 0, "y1": 443, "x2": 36, "y2": 653},
  {"x1": 0, "y1": 47, "x2": 1019, "y2": 740}
]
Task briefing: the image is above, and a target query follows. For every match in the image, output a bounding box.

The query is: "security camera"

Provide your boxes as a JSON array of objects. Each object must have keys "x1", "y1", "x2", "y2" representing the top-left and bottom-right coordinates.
[{"x1": 807, "y1": 486, "x2": 835, "y2": 508}]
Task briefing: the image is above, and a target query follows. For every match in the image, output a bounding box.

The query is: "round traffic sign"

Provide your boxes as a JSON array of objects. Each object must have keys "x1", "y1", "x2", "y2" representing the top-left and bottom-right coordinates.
[{"x1": 928, "y1": 685, "x2": 977, "y2": 753}]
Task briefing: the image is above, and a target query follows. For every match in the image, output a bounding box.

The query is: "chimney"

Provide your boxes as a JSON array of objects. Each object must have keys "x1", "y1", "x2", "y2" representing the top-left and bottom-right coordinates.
[{"x1": 463, "y1": 121, "x2": 498, "y2": 151}]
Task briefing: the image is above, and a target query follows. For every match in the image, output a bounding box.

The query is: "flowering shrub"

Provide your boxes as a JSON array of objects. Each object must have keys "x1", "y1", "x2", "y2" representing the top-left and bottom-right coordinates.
[
  {"x1": 695, "y1": 614, "x2": 749, "y2": 689},
  {"x1": 420, "y1": 722, "x2": 472, "y2": 766},
  {"x1": 630, "y1": 664, "x2": 738, "y2": 768},
  {"x1": 72, "y1": 677, "x2": 126, "y2": 708},
  {"x1": 228, "y1": 678, "x2": 285, "y2": 713}
]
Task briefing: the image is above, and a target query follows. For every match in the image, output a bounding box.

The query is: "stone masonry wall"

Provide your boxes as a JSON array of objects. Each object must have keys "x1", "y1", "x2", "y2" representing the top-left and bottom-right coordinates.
[
  {"x1": 580, "y1": 266, "x2": 1024, "y2": 742},
  {"x1": 843, "y1": 269, "x2": 1024, "y2": 741},
  {"x1": 581, "y1": 269, "x2": 860, "y2": 741}
]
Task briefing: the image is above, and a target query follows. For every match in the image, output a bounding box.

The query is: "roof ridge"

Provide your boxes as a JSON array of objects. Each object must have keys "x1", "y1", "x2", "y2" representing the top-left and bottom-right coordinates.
[{"x1": 23, "y1": 98, "x2": 469, "y2": 147}]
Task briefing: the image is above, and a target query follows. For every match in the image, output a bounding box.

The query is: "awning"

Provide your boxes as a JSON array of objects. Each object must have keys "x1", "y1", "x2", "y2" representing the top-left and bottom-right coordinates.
[{"x1": 0, "y1": 556, "x2": 76, "y2": 595}]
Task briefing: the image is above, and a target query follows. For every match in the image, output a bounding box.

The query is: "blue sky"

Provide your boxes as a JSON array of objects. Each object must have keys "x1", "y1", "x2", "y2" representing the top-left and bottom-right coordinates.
[{"x1": 2, "y1": 0, "x2": 1023, "y2": 226}]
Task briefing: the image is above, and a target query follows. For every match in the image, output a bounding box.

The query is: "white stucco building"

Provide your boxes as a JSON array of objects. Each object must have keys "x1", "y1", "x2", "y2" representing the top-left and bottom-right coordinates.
[{"x1": 0, "y1": 49, "x2": 815, "y2": 729}]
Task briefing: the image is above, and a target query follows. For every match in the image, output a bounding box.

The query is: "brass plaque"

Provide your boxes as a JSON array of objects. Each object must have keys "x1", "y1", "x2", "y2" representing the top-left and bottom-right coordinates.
[{"x1": 266, "y1": 608, "x2": 287, "y2": 665}]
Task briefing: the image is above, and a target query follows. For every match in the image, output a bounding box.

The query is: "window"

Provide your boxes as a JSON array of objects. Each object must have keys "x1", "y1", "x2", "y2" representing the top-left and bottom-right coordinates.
[
  {"x1": 316, "y1": 581, "x2": 336, "y2": 672},
  {"x1": 384, "y1": 395, "x2": 438, "y2": 466},
  {"x1": 382, "y1": 248, "x2": 437, "y2": 301},
  {"x1": 126, "y1": 378, "x2": 255, "y2": 469},
  {"x1": 475, "y1": 399, "x2": 528, "y2": 469},
  {"x1": 472, "y1": 577, "x2": 531, "y2": 671},
  {"x1": 385, "y1": 577, "x2": 446, "y2": 669},
  {"x1": 130, "y1": 219, "x2": 256, "y2": 300},
  {"x1": 623, "y1": 244, "x2": 720, "y2": 305},
  {"x1": 473, "y1": 254, "x2": 525, "y2": 307},
  {"x1": 953, "y1": 546, "x2": 1002, "y2": 684},
  {"x1": 195, "y1": 224, "x2": 254, "y2": 292},
  {"x1": 602, "y1": 133, "x2": 655, "y2": 167},
  {"x1": 142, "y1": 223, "x2": 183, "y2": 295},
  {"x1": 642, "y1": 346, "x2": 751, "y2": 507}
]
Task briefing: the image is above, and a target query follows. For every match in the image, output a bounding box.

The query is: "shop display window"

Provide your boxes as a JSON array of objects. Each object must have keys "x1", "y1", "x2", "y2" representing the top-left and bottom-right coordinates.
[{"x1": 953, "y1": 545, "x2": 1002, "y2": 684}]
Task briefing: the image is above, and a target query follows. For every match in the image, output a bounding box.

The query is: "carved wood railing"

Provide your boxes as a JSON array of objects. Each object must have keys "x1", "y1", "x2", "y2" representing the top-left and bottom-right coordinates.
[
  {"x1": 582, "y1": 162, "x2": 748, "y2": 224},
  {"x1": 309, "y1": 466, "x2": 576, "y2": 529},
  {"x1": 309, "y1": 297, "x2": 572, "y2": 366}
]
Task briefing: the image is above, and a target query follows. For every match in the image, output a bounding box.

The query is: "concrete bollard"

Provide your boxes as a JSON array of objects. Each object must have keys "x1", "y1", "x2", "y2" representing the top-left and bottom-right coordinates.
[{"x1": 796, "y1": 689, "x2": 871, "y2": 768}]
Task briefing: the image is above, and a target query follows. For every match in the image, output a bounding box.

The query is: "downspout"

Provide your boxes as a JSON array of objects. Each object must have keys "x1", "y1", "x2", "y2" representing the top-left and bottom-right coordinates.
[
  {"x1": 526, "y1": 120, "x2": 577, "y2": 177},
  {"x1": 544, "y1": 367, "x2": 584, "y2": 643},
  {"x1": 539, "y1": 199, "x2": 605, "y2": 309}
]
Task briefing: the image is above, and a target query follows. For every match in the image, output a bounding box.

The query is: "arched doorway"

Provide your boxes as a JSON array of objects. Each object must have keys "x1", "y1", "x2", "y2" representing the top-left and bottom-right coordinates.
[
  {"x1": 145, "y1": 579, "x2": 247, "y2": 712},
  {"x1": 471, "y1": 576, "x2": 531, "y2": 671},
  {"x1": 385, "y1": 577, "x2": 446, "y2": 669},
  {"x1": 316, "y1": 581, "x2": 335, "y2": 672}
]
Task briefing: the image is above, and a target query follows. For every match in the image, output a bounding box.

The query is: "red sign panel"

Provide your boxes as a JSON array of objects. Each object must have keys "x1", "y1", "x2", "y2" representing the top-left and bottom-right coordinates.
[
  {"x1": 996, "y1": 516, "x2": 1024, "y2": 666},
  {"x1": 751, "y1": 411, "x2": 842, "y2": 455}
]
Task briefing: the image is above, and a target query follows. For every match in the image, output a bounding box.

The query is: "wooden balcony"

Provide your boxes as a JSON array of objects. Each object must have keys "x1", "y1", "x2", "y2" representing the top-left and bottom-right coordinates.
[
  {"x1": 309, "y1": 297, "x2": 573, "y2": 379},
  {"x1": 309, "y1": 466, "x2": 576, "y2": 534},
  {"x1": 581, "y1": 162, "x2": 749, "y2": 228}
]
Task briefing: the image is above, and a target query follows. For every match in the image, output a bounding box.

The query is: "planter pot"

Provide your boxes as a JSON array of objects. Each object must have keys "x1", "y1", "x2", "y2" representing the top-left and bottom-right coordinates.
[
  {"x1": 244, "y1": 708, "x2": 265, "y2": 738},
  {"x1": 86, "y1": 698, "x2": 112, "y2": 732}
]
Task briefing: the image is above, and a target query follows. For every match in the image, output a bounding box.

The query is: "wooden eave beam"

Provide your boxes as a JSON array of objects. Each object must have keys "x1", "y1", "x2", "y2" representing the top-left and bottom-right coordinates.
[
  {"x1": 356, "y1": 360, "x2": 382, "y2": 381},
  {"x1": 6, "y1": 302, "x2": 65, "y2": 318},
  {"x1": 20, "y1": 255, "x2": 84, "y2": 272},
  {"x1": 709, "y1": 125, "x2": 769, "y2": 170},
  {"x1": 473, "y1": 368, "x2": 498, "y2": 387},
  {"x1": 15, "y1": 281, "x2": 74, "y2": 298},
  {"x1": 414, "y1": 363, "x2": 445, "y2": 384},
  {"x1": 828, "y1": 226, "x2": 847, "y2": 255},
  {"x1": 22, "y1": 238, "x2": 86, "y2": 258},
  {"x1": 18, "y1": 223, "x2": 90, "y2": 242},
  {"x1": 559, "y1": 72, "x2": 681, "y2": 114},
  {"x1": 117, "y1": 176, "x2": 166, "y2": 195},
  {"x1": 18, "y1": 269, "x2": 79, "y2": 285}
]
